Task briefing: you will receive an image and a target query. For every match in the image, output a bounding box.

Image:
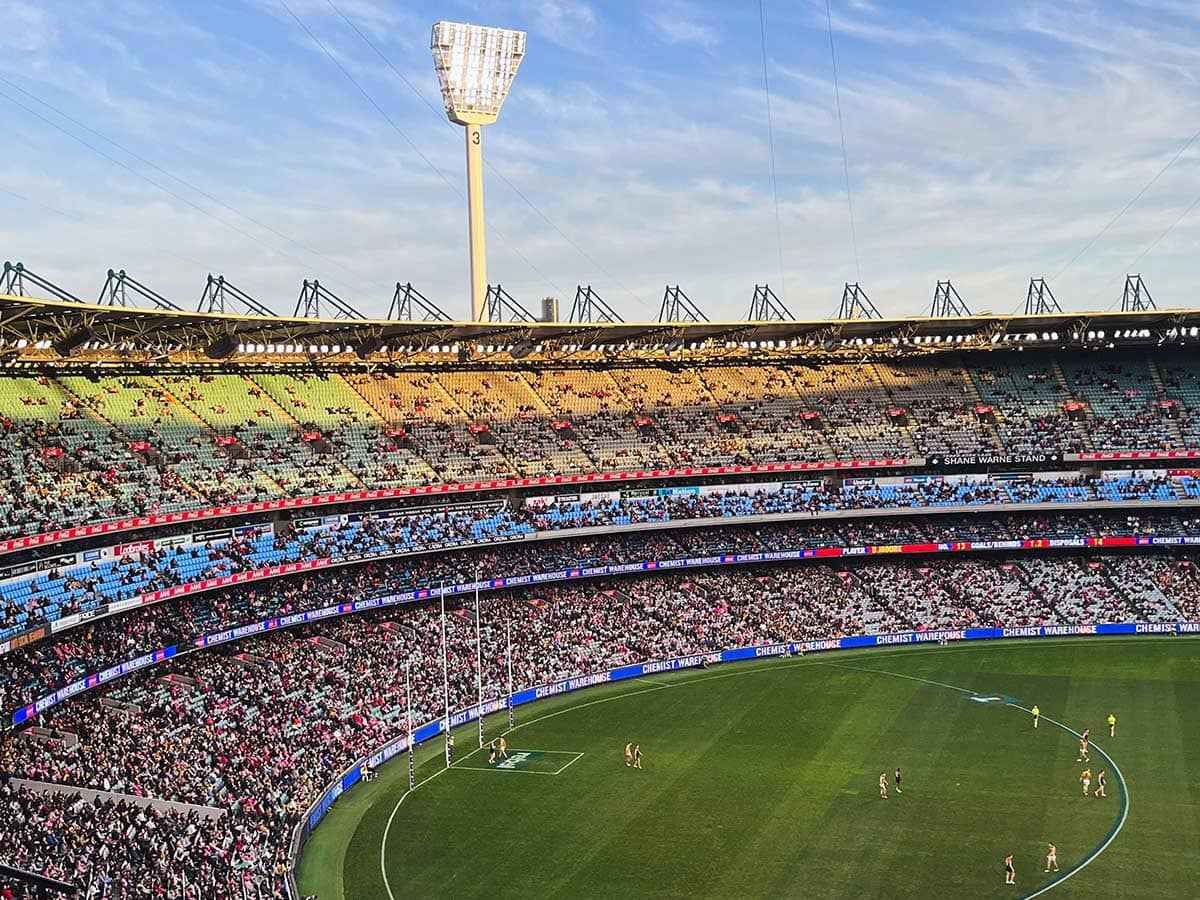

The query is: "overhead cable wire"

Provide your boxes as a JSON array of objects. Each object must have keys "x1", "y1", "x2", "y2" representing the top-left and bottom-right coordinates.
[
  {"x1": 0, "y1": 73, "x2": 384, "y2": 296},
  {"x1": 1053, "y1": 124, "x2": 1200, "y2": 283},
  {"x1": 322, "y1": 0, "x2": 654, "y2": 315},
  {"x1": 1125, "y1": 194, "x2": 1200, "y2": 272},
  {"x1": 825, "y1": 0, "x2": 861, "y2": 283},
  {"x1": 1013, "y1": 123, "x2": 1200, "y2": 316},
  {"x1": 0, "y1": 86, "x2": 322, "y2": 278},
  {"x1": 1100, "y1": 190, "x2": 1200, "y2": 311},
  {"x1": 277, "y1": 0, "x2": 563, "y2": 298},
  {"x1": 757, "y1": 0, "x2": 788, "y2": 305},
  {"x1": 0, "y1": 185, "x2": 210, "y2": 272}
]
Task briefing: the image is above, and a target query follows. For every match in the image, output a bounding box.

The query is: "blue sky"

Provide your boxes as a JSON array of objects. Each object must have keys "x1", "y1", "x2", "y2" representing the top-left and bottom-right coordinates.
[{"x1": 1, "y1": 0, "x2": 1198, "y2": 320}]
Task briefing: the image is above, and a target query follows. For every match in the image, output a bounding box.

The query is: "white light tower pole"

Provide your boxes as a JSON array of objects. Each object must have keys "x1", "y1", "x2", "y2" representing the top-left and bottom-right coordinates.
[{"x1": 431, "y1": 21, "x2": 527, "y2": 322}]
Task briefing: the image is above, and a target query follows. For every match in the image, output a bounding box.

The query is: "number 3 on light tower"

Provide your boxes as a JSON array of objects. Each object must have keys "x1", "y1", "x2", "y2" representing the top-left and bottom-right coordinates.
[{"x1": 471, "y1": 129, "x2": 480, "y2": 145}]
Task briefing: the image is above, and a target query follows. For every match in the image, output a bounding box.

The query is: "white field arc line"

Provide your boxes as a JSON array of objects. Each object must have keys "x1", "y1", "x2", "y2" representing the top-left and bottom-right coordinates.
[
  {"x1": 814, "y1": 661, "x2": 1129, "y2": 897},
  {"x1": 1006, "y1": 705, "x2": 1129, "y2": 900},
  {"x1": 380, "y1": 684, "x2": 671, "y2": 900},
  {"x1": 379, "y1": 650, "x2": 1129, "y2": 900}
]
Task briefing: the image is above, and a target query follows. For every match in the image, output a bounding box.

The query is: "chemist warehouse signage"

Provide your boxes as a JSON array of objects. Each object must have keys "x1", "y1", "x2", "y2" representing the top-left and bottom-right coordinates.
[
  {"x1": 11, "y1": 529, "x2": 1200, "y2": 726},
  {"x1": 14, "y1": 607, "x2": 1200, "y2": 731},
  {"x1": 296, "y1": 621, "x2": 1200, "y2": 838}
]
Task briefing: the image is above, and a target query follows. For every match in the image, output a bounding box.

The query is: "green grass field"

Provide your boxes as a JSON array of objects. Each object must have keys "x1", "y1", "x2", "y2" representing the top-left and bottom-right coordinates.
[{"x1": 297, "y1": 637, "x2": 1200, "y2": 899}]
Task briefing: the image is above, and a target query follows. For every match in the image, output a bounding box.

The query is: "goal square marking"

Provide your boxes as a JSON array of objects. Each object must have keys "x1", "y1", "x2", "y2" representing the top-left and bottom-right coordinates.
[{"x1": 454, "y1": 749, "x2": 585, "y2": 776}]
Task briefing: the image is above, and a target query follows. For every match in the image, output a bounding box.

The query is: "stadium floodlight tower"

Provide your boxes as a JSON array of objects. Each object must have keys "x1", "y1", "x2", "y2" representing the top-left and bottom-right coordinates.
[{"x1": 431, "y1": 21, "x2": 527, "y2": 322}]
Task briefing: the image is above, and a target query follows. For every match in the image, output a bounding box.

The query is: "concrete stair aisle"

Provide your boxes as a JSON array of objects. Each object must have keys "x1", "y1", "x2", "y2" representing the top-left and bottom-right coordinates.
[
  {"x1": 335, "y1": 375, "x2": 442, "y2": 485},
  {"x1": 1146, "y1": 357, "x2": 1186, "y2": 448},
  {"x1": 53, "y1": 376, "x2": 204, "y2": 503},
  {"x1": 145, "y1": 376, "x2": 288, "y2": 496},
  {"x1": 1050, "y1": 359, "x2": 1096, "y2": 452},
  {"x1": 522, "y1": 368, "x2": 662, "y2": 472},
  {"x1": 512, "y1": 371, "x2": 558, "y2": 417},
  {"x1": 957, "y1": 360, "x2": 1005, "y2": 451},
  {"x1": 427, "y1": 374, "x2": 523, "y2": 476},
  {"x1": 502, "y1": 370, "x2": 605, "y2": 472},
  {"x1": 605, "y1": 372, "x2": 677, "y2": 463},
  {"x1": 693, "y1": 364, "x2": 760, "y2": 455},
  {"x1": 850, "y1": 570, "x2": 911, "y2": 634},
  {"x1": 691, "y1": 367, "x2": 762, "y2": 462},
  {"x1": 1096, "y1": 561, "x2": 1185, "y2": 622},
  {"x1": 866, "y1": 362, "x2": 921, "y2": 457},
  {"x1": 240, "y1": 374, "x2": 366, "y2": 489},
  {"x1": 772, "y1": 366, "x2": 841, "y2": 461},
  {"x1": 0, "y1": 377, "x2": 136, "y2": 525}
]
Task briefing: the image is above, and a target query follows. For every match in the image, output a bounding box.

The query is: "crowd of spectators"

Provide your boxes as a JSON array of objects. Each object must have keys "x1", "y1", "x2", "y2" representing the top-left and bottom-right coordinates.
[
  {"x1": 7, "y1": 469, "x2": 1199, "y2": 644},
  {"x1": 7, "y1": 349, "x2": 1200, "y2": 895},
  {"x1": 0, "y1": 781, "x2": 262, "y2": 898},
  {"x1": 6, "y1": 355, "x2": 1200, "y2": 539},
  {"x1": 1, "y1": 548, "x2": 1197, "y2": 895},
  {"x1": 5, "y1": 509, "x2": 1200, "y2": 716},
  {"x1": 0, "y1": 502, "x2": 534, "y2": 641}
]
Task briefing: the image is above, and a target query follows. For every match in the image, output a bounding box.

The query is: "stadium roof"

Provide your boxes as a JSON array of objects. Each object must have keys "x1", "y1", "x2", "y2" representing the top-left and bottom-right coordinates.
[{"x1": 2, "y1": 292, "x2": 1199, "y2": 366}]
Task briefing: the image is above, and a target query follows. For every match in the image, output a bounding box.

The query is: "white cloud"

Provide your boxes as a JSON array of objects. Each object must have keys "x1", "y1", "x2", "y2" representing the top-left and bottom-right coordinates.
[
  {"x1": 3, "y1": 0, "x2": 1200, "y2": 324},
  {"x1": 520, "y1": 0, "x2": 598, "y2": 51},
  {"x1": 8, "y1": 1, "x2": 58, "y2": 54},
  {"x1": 646, "y1": 0, "x2": 720, "y2": 48}
]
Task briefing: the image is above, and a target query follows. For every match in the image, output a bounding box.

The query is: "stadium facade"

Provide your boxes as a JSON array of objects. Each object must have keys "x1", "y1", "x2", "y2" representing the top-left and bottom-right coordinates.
[{"x1": 1, "y1": 292, "x2": 1200, "y2": 897}]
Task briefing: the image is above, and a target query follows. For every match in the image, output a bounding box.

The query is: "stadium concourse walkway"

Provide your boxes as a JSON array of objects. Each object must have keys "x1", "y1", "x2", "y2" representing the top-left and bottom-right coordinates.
[{"x1": 7, "y1": 776, "x2": 225, "y2": 820}]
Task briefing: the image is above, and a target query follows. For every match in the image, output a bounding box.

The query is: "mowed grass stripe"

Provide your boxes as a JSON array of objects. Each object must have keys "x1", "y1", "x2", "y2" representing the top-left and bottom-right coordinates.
[
  {"x1": 389, "y1": 657, "x2": 1110, "y2": 899},
  {"x1": 1173, "y1": 678, "x2": 1200, "y2": 887},
  {"x1": 550, "y1": 671, "x2": 922, "y2": 898},
  {"x1": 855, "y1": 649, "x2": 1138, "y2": 897},
  {"x1": 843, "y1": 642, "x2": 1200, "y2": 898},
  {"x1": 780, "y1": 669, "x2": 1029, "y2": 896},
  {"x1": 537, "y1": 672, "x2": 779, "y2": 897},
  {"x1": 720, "y1": 674, "x2": 923, "y2": 898},
  {"x1": 1048, "y1": 674, "x2": 1200, "y2": 899},
  {"x1": 298, "y1": 638, "x2": 1200, "y2": 900}
]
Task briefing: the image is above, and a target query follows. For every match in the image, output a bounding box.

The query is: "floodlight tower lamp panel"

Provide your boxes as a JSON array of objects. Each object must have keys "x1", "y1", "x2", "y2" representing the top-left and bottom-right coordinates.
[
  {"x1": 431, "y1": 20, "x2": 526, "y2": 323},
  {"x1": 431, "y1": 21, "x2": 526, "y2": 126}
]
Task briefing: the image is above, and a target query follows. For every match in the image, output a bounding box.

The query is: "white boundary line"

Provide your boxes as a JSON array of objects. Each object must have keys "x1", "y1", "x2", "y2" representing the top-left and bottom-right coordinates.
[
  {"x1": 452, "y1": 765, "x2": 558, "y2": 776},
  {"x1": 379, "y1": 740, "x2": 489, "y2": 900},
  {"x1": 379, "y1": 684, "x2": 671, "y2": 900},
  {"x1": 811, "y1": 660, "x2": 1129, "y2": 898},
  {"x1": 552, "y1": 751, "x2": 586, "y2": 775},
  {"x1": 451, "y1": 750, "x2": 586, "y2": 776},
  {"x1": 378, "y1": 646, "x2": 1133, "y2": 900},
  {"x1": 812, "y1": 659, "x2": 978, "y2": 695}
]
